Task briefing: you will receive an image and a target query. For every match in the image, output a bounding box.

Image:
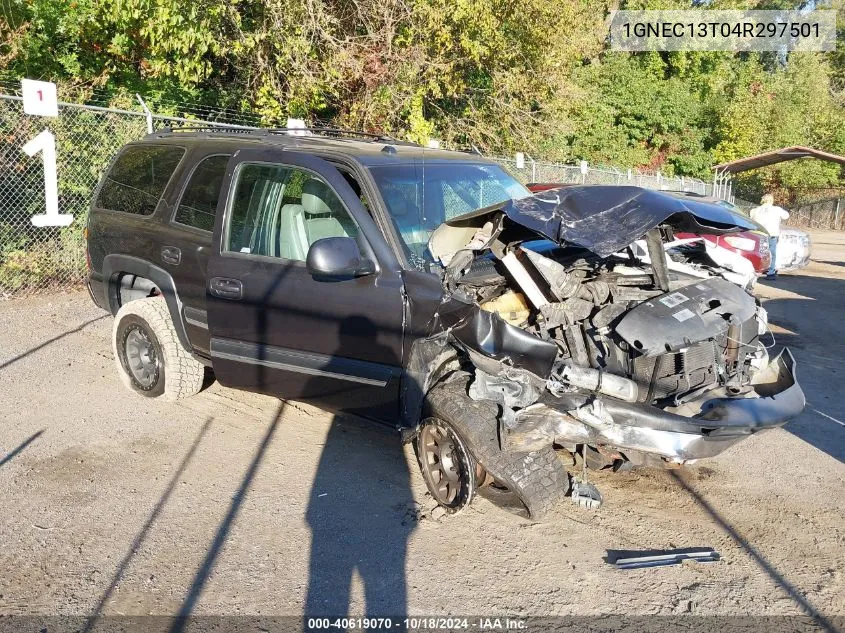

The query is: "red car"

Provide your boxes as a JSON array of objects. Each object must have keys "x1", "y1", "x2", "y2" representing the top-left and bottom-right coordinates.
[
  {"x1": 674, "y1": 230, "x2": 771, "y2": 274},
  {"x1": 668, "y1": 194, "x2": 771, "y2": 274},
  {"x1": 526, "y1": 184, "x2": 772, "y2": 274}
]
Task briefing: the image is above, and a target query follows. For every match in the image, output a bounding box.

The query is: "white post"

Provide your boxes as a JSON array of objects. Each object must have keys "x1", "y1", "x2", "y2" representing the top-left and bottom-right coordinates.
[{"x1": 136, "y1": 94, "x2": 153, "y2": 134}]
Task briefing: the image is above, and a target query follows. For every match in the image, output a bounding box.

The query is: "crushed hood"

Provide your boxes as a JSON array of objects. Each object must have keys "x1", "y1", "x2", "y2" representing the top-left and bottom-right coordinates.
[{"x1": 430, "y1": 185, "x2": 758, "y2": 260}]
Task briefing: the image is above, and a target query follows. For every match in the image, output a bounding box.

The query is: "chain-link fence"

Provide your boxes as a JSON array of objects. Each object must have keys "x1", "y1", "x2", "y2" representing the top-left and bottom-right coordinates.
[
  {"x1": 1, "y1": 91, "x2": 714, "y2": 299},
  {"x1": 735, "y1": 195, "x2": 845, "y2": 230},
  {"x1": 1, "y1": 96, "x2": 151, "y2": 298},
  {"x1": 0, "y1": 94, "x2": 256, "y2": 298},
  {"x1": 490, "y1": 157, "x2": 711, "y2": 194},
  {"x1": 788, "y1": 197, "x2": 845, "y2": 231}
]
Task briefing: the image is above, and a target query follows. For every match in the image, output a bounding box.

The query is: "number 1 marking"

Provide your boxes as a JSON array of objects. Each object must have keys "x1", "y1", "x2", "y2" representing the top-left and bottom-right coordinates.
[{"x1": 22, "y1": 129, "x2": 73, "y2": 227}]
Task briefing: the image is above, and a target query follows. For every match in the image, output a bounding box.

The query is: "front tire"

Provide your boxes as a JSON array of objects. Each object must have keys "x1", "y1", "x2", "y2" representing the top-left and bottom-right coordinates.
[
  {"x1": 112, "y1": 297, "x2": 204, "y2": 401},
  {"x1": 421, "y1": 378, "x2": 570, "y2": 520},
  {"x1": 414, "y1": 417, "x2": 477, "y2": 514}
]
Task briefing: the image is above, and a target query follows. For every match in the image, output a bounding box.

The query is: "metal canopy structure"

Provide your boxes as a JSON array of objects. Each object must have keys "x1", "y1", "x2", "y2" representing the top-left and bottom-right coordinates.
[
  {"x1": 714, "y1": 146, "x2": 845, "y2": 174},
  {"x1": 710, "y1": 146, "x2": 845, "y2": 202}
]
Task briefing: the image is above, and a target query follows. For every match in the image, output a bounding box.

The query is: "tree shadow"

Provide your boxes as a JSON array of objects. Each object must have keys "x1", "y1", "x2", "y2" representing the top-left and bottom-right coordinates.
[
  {"x1": 83, "y1": 418, "x2": 213, "y2": 632},
  {"x1": 0, "y1": 429, "x2": 44, "y2": 468},
  {"x1": 304, "y1": 316, "x2": 415, "y2": 624},
  {"x1": 161, "y1": 317, "x2": 414, "y2": 628},
  {"x1": 168, "y1": 403, "x2": 284, "y2": 633},
  {"x1": 670, "y1": 471, "x2": 838, "y2": 633},
  {"x1": 755, "y1": 273, "x2": 845, "y2": 464},
  {"x1": 0, "y1": 314, "x2": 107, "y2": 371}
]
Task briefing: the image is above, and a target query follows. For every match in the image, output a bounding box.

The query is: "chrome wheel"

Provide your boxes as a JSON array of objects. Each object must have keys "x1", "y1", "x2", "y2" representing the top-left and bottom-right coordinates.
[
  {"x1": 123, "y1": 325, "x2": 160, "y2": 390},
  {"x1": 417, "y1": 418, "x2": 475, "y2": 510}
]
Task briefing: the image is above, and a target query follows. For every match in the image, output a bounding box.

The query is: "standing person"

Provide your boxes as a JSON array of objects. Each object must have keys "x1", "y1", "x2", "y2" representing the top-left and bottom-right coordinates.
[{"x1": 750, "y1": 193, "x2": 790, "y2": 280}]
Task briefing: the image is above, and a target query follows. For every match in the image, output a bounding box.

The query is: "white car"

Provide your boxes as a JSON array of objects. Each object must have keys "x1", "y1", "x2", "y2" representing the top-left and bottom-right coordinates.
[
  {"x1": 706, "y1": 197, "x2": 811, "y2": 274},
  {"x1": 776, "y1": 228, "x2": 812, "y2": 272}
]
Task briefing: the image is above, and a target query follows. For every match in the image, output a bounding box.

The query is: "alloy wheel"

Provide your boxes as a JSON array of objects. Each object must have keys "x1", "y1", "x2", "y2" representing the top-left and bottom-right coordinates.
[{"x1": 123, "y1": 325, "x2": 161, "y2": 390}]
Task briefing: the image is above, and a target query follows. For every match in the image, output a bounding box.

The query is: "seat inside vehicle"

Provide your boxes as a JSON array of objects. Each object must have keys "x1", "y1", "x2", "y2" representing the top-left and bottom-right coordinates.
[
  {"x1": 302, "y1": 178, "x2": 354, "y2": 243},
  {"x1": 278, "y1": 203, "x2": 308, "y2": 260}
]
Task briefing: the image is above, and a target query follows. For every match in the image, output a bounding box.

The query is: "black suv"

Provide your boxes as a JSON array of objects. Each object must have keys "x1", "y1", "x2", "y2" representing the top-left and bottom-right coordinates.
[{"x1": 87, "y1": 128, "x2": 804, "y2": 519}]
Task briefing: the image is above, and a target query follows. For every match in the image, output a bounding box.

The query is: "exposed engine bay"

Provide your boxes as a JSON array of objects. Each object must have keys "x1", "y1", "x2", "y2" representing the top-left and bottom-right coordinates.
[
  {"x1": 414, "y1": 186, "x2": 805, "y2": 471},
  {"x1": 451, "y1": 243, "x2": 766, "y2": 407}
]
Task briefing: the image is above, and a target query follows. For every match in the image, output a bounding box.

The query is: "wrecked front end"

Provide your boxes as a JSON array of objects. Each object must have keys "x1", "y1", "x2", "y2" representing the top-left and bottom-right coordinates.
[{"x1": 415, "y1": 186, "x2": 805, "y2": 470}]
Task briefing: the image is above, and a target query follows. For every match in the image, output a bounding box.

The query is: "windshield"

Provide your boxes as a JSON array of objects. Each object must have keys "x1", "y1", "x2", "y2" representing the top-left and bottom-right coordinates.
[{"x1": 368, "y1": 162, "x2": 530, "y2": 268}]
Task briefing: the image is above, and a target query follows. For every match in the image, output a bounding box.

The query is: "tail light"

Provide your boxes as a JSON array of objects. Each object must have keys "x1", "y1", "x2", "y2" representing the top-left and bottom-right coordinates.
[{"x1": 723, "y1": 235, "x2": 756, "y2": 252}]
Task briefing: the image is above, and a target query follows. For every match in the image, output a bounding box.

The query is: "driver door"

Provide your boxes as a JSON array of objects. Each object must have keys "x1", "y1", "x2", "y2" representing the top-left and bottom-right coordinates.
[{"x1": 206, "y1": 148, "x2": 405, "y2": 421}]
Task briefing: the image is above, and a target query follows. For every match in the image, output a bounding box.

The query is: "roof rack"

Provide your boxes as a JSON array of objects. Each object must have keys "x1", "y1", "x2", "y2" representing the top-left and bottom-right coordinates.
[
  {"x1": 154, "y1": 123, "x2": 422, "y2": 146},
  {"x1": 156, "y1": 123, "x2": 262, "y2": 135},
  {"x1": 267, "y1": 126, "x2": 421, "y2": 146}
]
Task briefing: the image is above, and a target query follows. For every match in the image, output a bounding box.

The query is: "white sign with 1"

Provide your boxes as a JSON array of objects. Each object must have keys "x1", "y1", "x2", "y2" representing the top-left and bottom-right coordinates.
[{"x1": 20, "y1": 79, "x2": 72, "y2": 226}]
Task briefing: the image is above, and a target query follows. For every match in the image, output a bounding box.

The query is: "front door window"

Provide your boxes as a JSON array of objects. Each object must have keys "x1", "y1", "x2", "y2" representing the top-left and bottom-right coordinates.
[{"x1": 225, "y1": 163, "x2": 359, "y2": 262}]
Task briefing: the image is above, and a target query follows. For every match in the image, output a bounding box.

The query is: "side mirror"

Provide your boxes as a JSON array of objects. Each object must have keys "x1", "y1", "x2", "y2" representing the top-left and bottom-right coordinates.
[{"x1": 306, "y1": 237, "x2": 375, "y2": 280}]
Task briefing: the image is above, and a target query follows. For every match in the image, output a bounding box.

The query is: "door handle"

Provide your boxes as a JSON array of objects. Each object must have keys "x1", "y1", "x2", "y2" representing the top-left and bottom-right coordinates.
[
  {"x1": 161, "y1": 246, "x2": 181, "y2": 265},
  {"x1": 209, "y1": 277, "x2": 243, "y2": 300}
]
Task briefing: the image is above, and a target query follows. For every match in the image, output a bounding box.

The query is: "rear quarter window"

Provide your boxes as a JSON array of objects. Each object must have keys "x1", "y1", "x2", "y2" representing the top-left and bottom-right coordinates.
[
  {"x1": 173, "y1": 154, "x2": 231, "y2": 231},
  {"x1": 96, "y1": 145, "x2": 185, "y2": 215}
]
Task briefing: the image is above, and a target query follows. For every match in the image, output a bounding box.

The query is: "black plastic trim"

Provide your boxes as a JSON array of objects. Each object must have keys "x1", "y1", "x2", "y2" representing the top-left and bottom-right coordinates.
[
  {"x1": 183, "y1": 306, "x2": 208, "y2": 329},
  {"x1": 102, "y1": 254, "x2": 193, "y2": 353},
  {"x1": 210, "y1": 337, "x2": 401, "y2": 387}
]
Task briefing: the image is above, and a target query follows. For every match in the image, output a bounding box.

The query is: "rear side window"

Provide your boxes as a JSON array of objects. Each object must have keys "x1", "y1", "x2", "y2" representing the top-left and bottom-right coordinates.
[
  {"x1": 96, "y1": 145, "x2": 185, "y2": 215},
  {"x1": 174, "y1": 155, "x2": 231, "y2": 231}
]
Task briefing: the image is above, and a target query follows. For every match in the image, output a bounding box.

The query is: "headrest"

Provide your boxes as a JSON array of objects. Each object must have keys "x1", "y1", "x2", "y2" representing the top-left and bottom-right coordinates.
[{"x1": 302, "y1": 179, "x2": 334, "y2": 216}]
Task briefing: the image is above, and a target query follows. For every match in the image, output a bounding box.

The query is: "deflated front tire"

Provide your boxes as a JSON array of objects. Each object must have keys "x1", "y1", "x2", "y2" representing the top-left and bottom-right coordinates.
[{"x1": 421, "y1": 377, "x2": 570, "y2": 520}]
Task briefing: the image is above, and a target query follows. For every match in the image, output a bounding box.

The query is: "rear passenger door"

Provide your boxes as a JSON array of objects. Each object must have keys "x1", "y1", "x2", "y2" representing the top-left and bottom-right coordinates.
[
  {"x1": 205, "y1": 148, "x2": 406, "y2": 421},
  {"x1": 162, "y1": 152, "x2": 231, "y2": 355}
]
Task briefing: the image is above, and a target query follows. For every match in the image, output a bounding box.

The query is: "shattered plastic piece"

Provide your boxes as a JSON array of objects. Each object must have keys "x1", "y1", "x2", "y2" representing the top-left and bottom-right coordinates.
[
  {"x1": 468, "y1": 367, "x2": 541, "y2": 428},
  {"x1": 540, "y1": 298, "x2": 593, "y2": 329},
  {"x1": 571, "y1": 480, "x2": 603, "y2": 509}
]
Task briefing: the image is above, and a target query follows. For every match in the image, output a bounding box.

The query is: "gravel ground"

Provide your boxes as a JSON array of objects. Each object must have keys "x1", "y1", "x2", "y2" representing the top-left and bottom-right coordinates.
[{"x1": 0, "y1": 232, "x2": 843, "y2": 629}]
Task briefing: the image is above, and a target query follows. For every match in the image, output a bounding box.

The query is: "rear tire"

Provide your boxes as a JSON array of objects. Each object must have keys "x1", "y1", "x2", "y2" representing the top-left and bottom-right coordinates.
[
  {"x1": 112, "y1": 297, "x2": 204, "y2": 402},
  {"x1": 421, "y1": 377, "x2": 569, "y2": 520}
]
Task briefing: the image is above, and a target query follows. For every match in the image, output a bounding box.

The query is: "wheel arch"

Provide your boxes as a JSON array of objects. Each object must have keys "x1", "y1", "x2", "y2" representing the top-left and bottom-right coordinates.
[
  {"x1": 400, "y1": 333, "x2": 463, "y2": 434},
  {"x1": 102, "y1": 254, "x2": 193, "y2": 353}
]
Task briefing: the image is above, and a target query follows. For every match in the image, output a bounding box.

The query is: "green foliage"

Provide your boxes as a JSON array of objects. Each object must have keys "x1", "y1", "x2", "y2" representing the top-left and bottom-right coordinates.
[{"x1": 1, "y1": 0, "x2": 843, "y2": 192}]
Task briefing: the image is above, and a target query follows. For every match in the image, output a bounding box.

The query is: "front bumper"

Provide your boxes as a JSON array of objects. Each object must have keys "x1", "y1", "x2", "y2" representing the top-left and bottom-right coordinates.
[{"x1": 505, "y1": 349, "x2": 805, "y2": 464}]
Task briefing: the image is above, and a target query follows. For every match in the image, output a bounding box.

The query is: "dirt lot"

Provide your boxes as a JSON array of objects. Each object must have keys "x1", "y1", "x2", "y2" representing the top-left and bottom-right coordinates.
[{"x1": 1, "y1": 232, "x2": 844, "y2": 629}]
